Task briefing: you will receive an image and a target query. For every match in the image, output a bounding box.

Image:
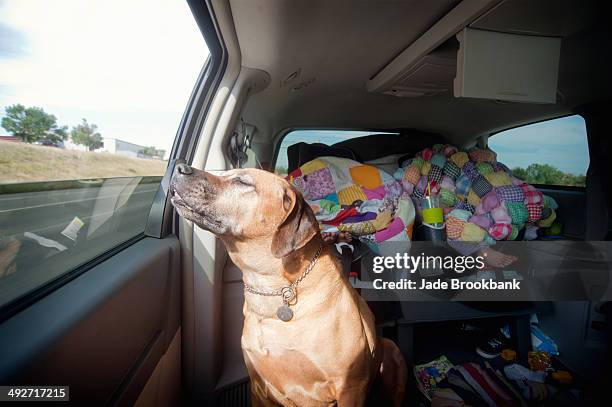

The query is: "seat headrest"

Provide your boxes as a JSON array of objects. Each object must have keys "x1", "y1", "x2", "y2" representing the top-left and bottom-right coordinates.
[{"x1": 287, "y1": 142, "x2": 357, "y2": 173}]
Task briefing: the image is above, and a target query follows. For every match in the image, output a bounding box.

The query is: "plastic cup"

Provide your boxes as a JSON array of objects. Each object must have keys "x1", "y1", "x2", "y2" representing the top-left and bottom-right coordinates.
[{"x1": 420, "y1": 196, "x2": 444, "y2": 227}]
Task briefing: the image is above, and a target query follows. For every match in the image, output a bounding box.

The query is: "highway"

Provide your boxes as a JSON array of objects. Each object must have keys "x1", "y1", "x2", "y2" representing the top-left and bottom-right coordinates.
[
  {"x1": 0, "y1": 178, "x2": 160, "y2": 240},
  {"x1": 0, "y1": 177, "x2": 162, "y2": 306}
]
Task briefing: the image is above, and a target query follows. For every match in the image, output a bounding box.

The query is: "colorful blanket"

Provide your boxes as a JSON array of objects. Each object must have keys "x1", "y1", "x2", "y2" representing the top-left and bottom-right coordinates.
[
  {"x1": 287, "y1": 157, "x2": 415, "y2": 253},
  {"x1": 394, "y1": 144, "x2": 558, "y2": 243}
]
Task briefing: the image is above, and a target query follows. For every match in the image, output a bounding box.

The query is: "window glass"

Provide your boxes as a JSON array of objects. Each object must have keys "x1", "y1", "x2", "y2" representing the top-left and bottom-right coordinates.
[
  {"x1": 275, "y1": 130, "x2": 388, "y2": 175},
  {"x1": 0, "y1": 0, "x2": 209, "y2": 307},
  {"x1": 488, "y1": 115, "x2": 589, "y2": 187}
]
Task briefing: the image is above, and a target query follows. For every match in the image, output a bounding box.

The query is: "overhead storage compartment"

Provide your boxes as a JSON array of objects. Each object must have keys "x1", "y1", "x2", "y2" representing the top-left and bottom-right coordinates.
[
  {"x1": 366, "y1": 0, "x2": 581, "y2": 103},
  {"x1": 454, "y1": 28, "x2": 561, "y2": 103},
  {"x1": 380, "y1": 48, "x2": 456, "y2": 98},
  {"x1": 366, "y1": 0, "x2": 501, "y2": 95}
]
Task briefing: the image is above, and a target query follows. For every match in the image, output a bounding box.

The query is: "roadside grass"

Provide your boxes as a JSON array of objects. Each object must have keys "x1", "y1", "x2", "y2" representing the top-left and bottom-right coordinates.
[{"x1": 0, "y1": 141, "x2": 167, "y2": 185}]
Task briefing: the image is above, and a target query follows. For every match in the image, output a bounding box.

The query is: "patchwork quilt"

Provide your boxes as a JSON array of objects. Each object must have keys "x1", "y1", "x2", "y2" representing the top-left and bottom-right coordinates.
[
  {"x1": 393, "y1": 144, "x2": 558, "y2": 243},
  {"x1": 287, "y1": 156, "x2": 415, "y2": 253}
]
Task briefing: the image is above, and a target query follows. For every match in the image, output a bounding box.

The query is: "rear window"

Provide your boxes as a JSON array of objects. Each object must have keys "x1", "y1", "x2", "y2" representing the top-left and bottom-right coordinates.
[
  {"x1": 488, "y1": 115, "x2": 589, "y2": 187},
  {"x1": 275, "y1": 130, "x2": 380, "y2": 176}
]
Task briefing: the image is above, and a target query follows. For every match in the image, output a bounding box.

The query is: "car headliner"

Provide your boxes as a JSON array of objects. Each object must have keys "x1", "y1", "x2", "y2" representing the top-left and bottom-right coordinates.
[{"x1": 227, "y1": 0, "x2": 609, "y2": 147}]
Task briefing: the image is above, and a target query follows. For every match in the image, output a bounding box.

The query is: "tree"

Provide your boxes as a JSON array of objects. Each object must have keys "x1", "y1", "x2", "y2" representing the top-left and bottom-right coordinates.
[
  {"x1": 524, "y1": 163, "x2": 565, "y2": 185},
  {"x1": 140, "y1": 146, "x2": 156, "y2": 156},
  {"x1": 1, "y1": 104, "x2": 68, "y2": 144},
  {"x1": 511, "y1": 163, "x2": 585, "y2": 187},
  {"x1": 511, "y1": 167, "x2": 527, "y2": 181},
  {"x1": 70, "y1": 118, "x2": 103, "y2": 151},
  {"x1": 139, "y1": 146, "x2": 163, "y2": 158}
]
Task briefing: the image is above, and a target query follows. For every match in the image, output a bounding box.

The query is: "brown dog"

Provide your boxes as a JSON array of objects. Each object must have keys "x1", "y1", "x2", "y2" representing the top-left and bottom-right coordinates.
[{"x1": 170, "y1": 164, "x2": 407, "y2": 406}]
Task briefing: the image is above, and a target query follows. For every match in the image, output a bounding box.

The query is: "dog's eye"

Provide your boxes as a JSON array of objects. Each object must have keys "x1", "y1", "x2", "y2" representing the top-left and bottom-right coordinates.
[{"x1": 232, "y1": 176, "x2": 253, "y2": 188}]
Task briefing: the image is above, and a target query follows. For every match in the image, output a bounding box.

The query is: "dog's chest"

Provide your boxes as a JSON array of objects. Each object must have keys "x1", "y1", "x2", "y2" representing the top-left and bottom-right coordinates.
[
  {"x1": 242, "y1": 315, "x2": 372, "y2": 378},
  {"x1": 242, "y1": 330, "x2": 338, "y2": 406},
  {"x1": 239, "y1": 285, "x2": 378, "y2": 404}
]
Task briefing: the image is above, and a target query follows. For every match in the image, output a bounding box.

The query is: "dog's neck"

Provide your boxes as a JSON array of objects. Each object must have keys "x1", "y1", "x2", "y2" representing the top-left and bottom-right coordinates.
[
  {"x1": 225, "y1": 236, "x2": 323, "y2": 285},
  {"x1": 223, "y1": 236, "x2": 341, "y2": 319}
]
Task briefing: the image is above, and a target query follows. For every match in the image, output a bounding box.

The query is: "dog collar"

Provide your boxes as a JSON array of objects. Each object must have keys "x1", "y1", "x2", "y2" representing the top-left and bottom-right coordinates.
[{"x1": 243, "y1": 244, "x2": 323, "y2": 322}]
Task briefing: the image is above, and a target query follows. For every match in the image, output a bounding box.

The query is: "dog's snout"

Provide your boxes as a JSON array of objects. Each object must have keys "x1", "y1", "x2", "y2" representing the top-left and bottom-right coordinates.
[{"x1": 176, "y1": 163, "x2": 193, "y2": 175}]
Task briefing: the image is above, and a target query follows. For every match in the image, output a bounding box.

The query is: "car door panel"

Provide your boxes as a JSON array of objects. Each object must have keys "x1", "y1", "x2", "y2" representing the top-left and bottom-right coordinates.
[
  {"x1": 0, "y1": 235, "x2": 180, "y2": 405},
  {"x1": 536, "y1": 187, "x2": 586, "y2": 240}
]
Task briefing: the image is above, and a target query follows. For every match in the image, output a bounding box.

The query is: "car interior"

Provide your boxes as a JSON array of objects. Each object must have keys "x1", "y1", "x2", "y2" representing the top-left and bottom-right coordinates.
[{"x1": 1, "y1": 0, "x2": 611, "y2": 405}]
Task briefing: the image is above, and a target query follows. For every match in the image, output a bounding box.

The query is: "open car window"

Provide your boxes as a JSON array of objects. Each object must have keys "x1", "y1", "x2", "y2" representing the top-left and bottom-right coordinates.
[
  {"x1": 0, "y1": 0, "x2": 209, "y2": 310},
  {"x1": 275, "y1": 130, "x2": 387, "y2": 175}
]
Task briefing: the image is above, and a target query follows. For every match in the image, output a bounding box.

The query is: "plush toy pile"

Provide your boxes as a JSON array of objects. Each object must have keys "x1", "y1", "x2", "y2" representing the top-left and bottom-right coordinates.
[
  {"x1": 393, "y1": 144, "x2": 558, "y2": 243},
  {"x1": 287, "y1": 157, "x2": 415, "y2": 253}
]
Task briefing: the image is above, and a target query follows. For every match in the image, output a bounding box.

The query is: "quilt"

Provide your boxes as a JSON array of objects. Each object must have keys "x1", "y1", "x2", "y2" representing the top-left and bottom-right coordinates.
[
  {"x1": 287, "y1": 156, "x2": 415, "y2": 253},
  {"x1": 393, "y1": 144, "x2": 558, "y2": 243}
]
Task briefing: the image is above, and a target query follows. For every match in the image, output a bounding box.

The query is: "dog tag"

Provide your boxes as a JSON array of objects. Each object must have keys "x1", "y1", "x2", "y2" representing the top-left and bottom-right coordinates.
[{"x1": 276, "y1": 304, "x2": 293, "y2": 322}]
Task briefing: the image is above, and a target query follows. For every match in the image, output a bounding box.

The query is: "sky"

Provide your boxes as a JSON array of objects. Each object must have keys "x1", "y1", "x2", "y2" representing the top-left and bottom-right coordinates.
[
  {"x1": 0, "y1": 0, "x2": 210, "y2": 155},
  {"x1": 276, "y1": 116, "x2": 589, "y2": 175},
  {"x1": 488, "y1": 115, "x2": 589, "y2": 175},
  {"x1": 1, "y1": 1, "x2": 588, "y2": 173}
]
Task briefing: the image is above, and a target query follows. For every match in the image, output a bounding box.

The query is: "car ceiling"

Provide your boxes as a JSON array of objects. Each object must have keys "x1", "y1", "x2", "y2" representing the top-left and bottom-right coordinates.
[{"x1": 227, "y1": 0, "x2": 610, "y2": 148}]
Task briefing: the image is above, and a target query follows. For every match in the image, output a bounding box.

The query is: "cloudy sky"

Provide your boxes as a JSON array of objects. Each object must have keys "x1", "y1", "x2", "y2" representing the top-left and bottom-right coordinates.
[
  {"x1": 488, "y1": 115, "x2": 589, "y2": 175},
  {"x1": 0, "y1": 0, "x2": 209, "y2": 154},
  {"x1": 2, "y1": 1, "x2": 588, "y2": 174}
]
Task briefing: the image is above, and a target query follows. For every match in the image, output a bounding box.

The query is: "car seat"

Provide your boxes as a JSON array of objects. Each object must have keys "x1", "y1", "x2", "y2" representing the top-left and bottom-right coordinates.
[{"x1": 285, "y1": 132, "x2": 446, "y2": 325}]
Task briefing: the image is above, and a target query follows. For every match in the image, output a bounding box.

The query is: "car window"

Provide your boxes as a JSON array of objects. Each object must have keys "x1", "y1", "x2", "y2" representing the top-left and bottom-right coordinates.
[
  {"x1": 0, "y1": 0, "x2": 209, "y2": 308},
  {"x1": 275, "y1": 130, "x2": 388, "y2": 176},
  {"x1": 488, "y1": 115, "x2": 589, "y2": 187}
]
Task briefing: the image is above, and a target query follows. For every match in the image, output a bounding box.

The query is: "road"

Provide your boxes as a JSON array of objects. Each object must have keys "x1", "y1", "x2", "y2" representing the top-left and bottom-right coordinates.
[
  {"x1": 0, "y1": 178, "x2": 161, "y2": 307},
  {"x1": 0, "y1": 179, "x2": 160, "y2": 240}
]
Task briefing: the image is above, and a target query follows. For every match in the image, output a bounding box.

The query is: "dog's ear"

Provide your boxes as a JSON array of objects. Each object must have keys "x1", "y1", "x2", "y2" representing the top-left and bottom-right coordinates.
[{"x1": 271, "y1": 186, "x2": 319, "y2": 258}]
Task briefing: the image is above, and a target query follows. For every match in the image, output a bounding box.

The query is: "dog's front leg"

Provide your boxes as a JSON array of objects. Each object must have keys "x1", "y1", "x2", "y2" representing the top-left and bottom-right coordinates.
[{"x1": 243, "y1": 357, "x2": 280, "y2": 406}]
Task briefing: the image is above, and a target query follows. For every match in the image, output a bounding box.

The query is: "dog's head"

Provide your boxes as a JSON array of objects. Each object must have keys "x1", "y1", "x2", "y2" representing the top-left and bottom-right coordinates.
[{"x1": 170, "y1": 164, "x2": 319, "y2": 258}]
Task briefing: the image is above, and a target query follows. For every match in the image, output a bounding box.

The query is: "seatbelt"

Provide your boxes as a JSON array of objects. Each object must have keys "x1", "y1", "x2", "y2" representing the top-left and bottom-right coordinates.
[
  {"x1": 228, "y1": 119, "x2": 255, "y2": 168},
  {"x1": 335, "y1": 241, "x2": 360, "y2": 287}
]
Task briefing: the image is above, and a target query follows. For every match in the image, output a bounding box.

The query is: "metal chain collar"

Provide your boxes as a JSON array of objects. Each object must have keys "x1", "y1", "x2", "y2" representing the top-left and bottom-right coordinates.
[{"x1": 243, "y1": 244, "x2": 323, "y2": 303}]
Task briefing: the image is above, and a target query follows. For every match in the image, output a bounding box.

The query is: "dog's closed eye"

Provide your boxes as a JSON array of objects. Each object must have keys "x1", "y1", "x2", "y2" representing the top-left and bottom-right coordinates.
[{"x1": 232, "y1": 175, "x2": 255, "y2": 189}]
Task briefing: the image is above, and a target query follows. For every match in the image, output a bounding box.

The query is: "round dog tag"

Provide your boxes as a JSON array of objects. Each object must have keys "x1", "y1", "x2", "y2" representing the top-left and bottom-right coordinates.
[{"x1": 276, "y1": 304, "x2": 293, "y2": 322}]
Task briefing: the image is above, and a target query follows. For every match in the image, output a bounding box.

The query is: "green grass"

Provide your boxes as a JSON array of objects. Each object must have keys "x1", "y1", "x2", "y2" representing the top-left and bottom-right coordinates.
[{"x1": 0, "y1": 141, "x2": 167, "y2": 185}]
